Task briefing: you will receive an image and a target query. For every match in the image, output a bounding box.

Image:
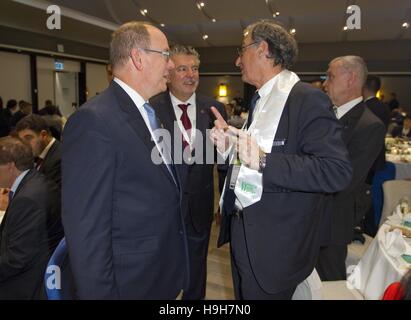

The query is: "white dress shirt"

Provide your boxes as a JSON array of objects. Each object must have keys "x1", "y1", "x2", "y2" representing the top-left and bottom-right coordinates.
[
  {"x1": 39, "y1": 138, "x2": 56, "y2": 161},
  {"x1": 114, "y1": 77, "x2": 173, "y2": 173},
  {"x1": 335, "y1": 97, "x2": 363, "y2": 120},
  {"x1": 10, "y1": 170, "x2": 30, "y2": 198},
  {"x1": 170, "y1": 92, "x2": 197, "y2": 147}
]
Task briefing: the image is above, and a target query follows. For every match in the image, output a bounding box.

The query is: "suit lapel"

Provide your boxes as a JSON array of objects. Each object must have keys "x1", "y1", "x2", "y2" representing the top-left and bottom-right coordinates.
[
  {"x1": 0, "y1": 170, "x2": 35, "y2": 232},
  {"x1": 111, "y1": 82, "x2": 178, "y2": 188},
  {"x1": 340, "y1": 103, "x2": 365, "y2": 144}
]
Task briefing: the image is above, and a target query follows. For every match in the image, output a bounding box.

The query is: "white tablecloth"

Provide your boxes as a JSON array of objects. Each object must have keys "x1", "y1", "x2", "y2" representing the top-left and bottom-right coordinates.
[{"x1": 347, "y1": 224, "x2": 410, "y2": 299}]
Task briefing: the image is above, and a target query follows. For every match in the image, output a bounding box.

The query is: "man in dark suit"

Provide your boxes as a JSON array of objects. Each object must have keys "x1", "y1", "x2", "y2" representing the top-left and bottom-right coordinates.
[
  {"x1": 16, "y1": 114, "x2": 61, "y2": 188},
  {"x1": 362, "y1": 75, "x2": 390, "y2": 235},
  {"x1": 0, "y1": 137, "x2": 63, "y2": 299},
  {"x1": 62, "y1": 22, "x2": 189, "y2": 299},
  {"x1": 151, "y1": 45, "x2": 226, "y2": 300},
  {"x1": 316, "y1": 56, "x2": 386, "y2": 280},
  {"x1": 210, "y1": 20, "x2": 353, "y2": 300}
]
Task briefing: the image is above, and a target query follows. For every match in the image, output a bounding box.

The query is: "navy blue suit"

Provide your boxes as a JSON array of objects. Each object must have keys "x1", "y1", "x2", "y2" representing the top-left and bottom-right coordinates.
[
  {"x1": 62, "y1": 81, "x2": 189, "y2": 299},
  {"x1": 218, "y1": 82, "x2": 352, "y2": 296}
]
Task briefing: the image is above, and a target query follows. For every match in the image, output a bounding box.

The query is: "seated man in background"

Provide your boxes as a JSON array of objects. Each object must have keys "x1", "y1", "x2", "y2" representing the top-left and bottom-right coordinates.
[
  {"x1": 392, "y1": 115, "x2": 411, "y2": 139},
  {"x1": 0, "y1": 137, "x2": 63, "y2": 299},
  {"x1": 16, "y1": 114, "x2": 62, "y2": 188}
]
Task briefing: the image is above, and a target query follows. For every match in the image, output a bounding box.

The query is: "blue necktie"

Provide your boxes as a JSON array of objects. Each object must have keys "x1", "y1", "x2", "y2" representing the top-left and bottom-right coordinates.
[
  {"x1": 8, "y1": 190, "x2": 14, "y2": 204},
  {"x1": 143, "y1": 103, "x2": 177, "y2": 182},
  {"x1": 246, "y1": 91, "x2": 260, "y2": 129}
]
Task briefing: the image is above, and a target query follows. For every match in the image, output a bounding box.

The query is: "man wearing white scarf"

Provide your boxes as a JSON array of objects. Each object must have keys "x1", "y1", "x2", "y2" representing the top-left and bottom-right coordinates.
[{"x1": 210, "y1": 20, "x2": 353, "y2": 300}]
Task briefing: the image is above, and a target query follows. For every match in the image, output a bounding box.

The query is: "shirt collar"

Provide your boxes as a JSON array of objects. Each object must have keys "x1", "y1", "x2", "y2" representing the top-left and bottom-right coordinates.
[
  {"x1": 39, "y1": 138, "x2": 56, "y2": 160},
  {"x1": 10, "y1": 169, "x2": 30, "y2": 194},
  {"x1": 169, "y1": 92, "x2": 196, "y2": 107},
  {"x1": 335, "y1": 96, "x2": 363, "y2": 119},
  {"x1": 114, "y1": 77, "x2": 147, "y2": 110},
  {"x1": 364, "y1": 95, "x2": 376, "y2": 102},
  {"x1": 257, "y1": 73, "x2": 280, "y2": 100}
]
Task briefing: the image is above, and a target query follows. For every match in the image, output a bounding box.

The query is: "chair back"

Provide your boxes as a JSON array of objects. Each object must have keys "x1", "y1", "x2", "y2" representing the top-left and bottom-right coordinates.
[
  {"x1": 380, "y1": 180, "x2": 411, "y2": 227},
  {"x1": 44, "y1": 237, "x2": 75, "y2": 299}
]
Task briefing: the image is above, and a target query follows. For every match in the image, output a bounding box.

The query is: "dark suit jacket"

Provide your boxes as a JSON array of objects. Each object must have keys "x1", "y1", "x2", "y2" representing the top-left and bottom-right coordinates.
[
  {"x1": 330, "y1": 102, "x2": 386, "y2": 245},
  {"x1": 39, "y1": 139, "x2": 62, "y2": 189},
  {"x1": 365, "y1": 97, "x2": 390, "y2": 172},
  {"x1": 62, "y1": 81, "x2": 189, "y2": 299},
  {"x1": 218, "y1": 82, "x2": 353, "y2": 294},
  {"x1": 0, "y1": 170, "x2": 63, "y2": 299},
  {"x1": 150, "y1": 92, "x2": 226, "y2": 234}
]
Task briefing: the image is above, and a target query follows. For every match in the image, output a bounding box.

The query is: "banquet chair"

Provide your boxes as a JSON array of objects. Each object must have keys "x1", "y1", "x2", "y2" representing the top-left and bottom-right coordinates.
[
  {"x1": 44, "y1": 237, "x2": 76, "y2": 299},
  {"x1": 380, "y1": 180, "x2": 411, "y2": 227},
  {"x1": 371, "y1": 161, "x2": 396, "y2": 227}
]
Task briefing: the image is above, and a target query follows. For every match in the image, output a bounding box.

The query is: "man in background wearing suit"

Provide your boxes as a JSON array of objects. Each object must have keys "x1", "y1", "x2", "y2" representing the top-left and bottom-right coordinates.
[
  {"x1": 317, "y1": 56, "x2": 386, "y2": 280},
  {"x1": 62, "y1": 22, "x2": 189, "y2": 299},
  {"x1": 151, "y1": 45, "x2": 226, "y2": 300},
  {"x1": 210, "y1": 20, "x2": 353, "y2": 299},
  {"x1": 0, "y1": 137, "x2": 63, "y2": 299},
  {"x1": 362, "y1": 75, "x2": 390, "y2": 236},
  {"x1": 16, "y1": 114, "x2": 61, "y2": 188}
]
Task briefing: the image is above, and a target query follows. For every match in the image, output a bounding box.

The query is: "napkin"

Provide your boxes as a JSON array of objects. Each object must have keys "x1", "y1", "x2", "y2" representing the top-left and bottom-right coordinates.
[{"x1": 384, "y1": 229, "x2": 407, "y2": 258}]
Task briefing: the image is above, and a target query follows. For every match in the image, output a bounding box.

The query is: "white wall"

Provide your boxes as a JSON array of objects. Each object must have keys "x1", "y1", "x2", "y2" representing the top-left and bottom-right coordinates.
[
  {"x1": 37, "y1": 68, "x2": 54, "y2": 109},
  {"x1": 0, "y1": 51, "x2": 31, "y2": 103},
  {"x1": 86, "y1": 63, "x2": 109, "y2": 99},
  {"x1": 197, "y1": 75, "x2": 244, "y2": 103}
]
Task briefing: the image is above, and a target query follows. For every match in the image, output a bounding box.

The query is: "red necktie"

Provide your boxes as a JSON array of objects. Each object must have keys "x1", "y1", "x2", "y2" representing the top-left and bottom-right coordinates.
[{"x1": 178, "y1": 103, "x2": 192, "y2": 149}]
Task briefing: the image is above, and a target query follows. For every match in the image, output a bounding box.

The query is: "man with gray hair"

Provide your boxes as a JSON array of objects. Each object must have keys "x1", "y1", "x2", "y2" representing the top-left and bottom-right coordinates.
[
  {"x1": 316, "y1": 56, "x2": 386, "y2": 281},
  {"x1": 210, "y1": 20, "x2": 352, "y2": 299},
  {"x1": 150, "y1": 44, "x2": 226, "y2": 300},
  {"x1": 62, "y1": 22, "x2": 189, "y2": 299}
]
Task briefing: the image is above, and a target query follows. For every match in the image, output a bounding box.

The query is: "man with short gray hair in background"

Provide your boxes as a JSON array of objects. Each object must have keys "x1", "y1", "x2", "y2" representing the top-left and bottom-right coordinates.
[{"x1": 316, "y1": 56, "x2": 386, "y2": 281}]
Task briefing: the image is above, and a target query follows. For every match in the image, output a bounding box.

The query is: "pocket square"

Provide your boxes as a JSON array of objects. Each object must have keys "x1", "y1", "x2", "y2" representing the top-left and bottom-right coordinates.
[{"x1": 272, "y1": 139, "x2": 286, "y2": 146}]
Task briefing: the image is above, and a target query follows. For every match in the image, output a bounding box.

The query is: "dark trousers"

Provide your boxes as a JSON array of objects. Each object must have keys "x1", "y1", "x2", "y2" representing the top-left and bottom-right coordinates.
[
  {"x1": 182, "y1": 220, "x2": 212, "y2": 300},
  {"x1": 316, "y1": 245, "x2": 348, "y2": 281},
  {"x1": 230, "y1": 214, "x2": 296, "y2": 300}
]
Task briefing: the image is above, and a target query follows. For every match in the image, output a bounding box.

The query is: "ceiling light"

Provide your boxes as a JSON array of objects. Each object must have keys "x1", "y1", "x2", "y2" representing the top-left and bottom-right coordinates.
[
  {"x1": 290, "y1": 28, "x2": 296, "y2": 35},
  {"x1": 343, "y1": 26, "x2": 348, "y2": 31},
  {"x1": 200, "y1": 2, "x2": 205, "y2": 7},
  {"x1": 347, "y1": 5, "x2": 352, "y2": 10},
  {"x1": 276, "y1": 12, "x2": 280, "y2": 16},
  {"x1": 160, "y1": 23, "x2": 165, "y2": 27},
  {"x1": 403, "y1": 22, "x2": 410, "y2": 29},
  {"x1": 140, "y1": 9, "x2": 147, "y2": 16},
  {"x1": 202, "y1": 34, "x2": 208, "y2": 40},
  {"x1": 212, "y1": 18, "x2": 216, "y2": 23}
]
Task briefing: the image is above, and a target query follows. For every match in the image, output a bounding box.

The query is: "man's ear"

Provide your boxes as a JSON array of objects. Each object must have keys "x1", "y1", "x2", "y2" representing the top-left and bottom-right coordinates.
[
  {"x1": 130, "y1": 48, "x2": 143, "y2": 70},
  {"x1": 258, "y1": 41, "x2": 268, "y2": 57},
  {"x1": 40, "y1": 130, "x2": 49, "y2": 139}
]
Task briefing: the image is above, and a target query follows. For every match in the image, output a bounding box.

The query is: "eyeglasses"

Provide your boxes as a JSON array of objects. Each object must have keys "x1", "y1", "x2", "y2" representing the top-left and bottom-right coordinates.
[
  {"x1": 237, "y1": 41, "x2": 260, "y2": 56},
  {"x1": 139, "y1": 48, "x2": 171, "y2": 61}
]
